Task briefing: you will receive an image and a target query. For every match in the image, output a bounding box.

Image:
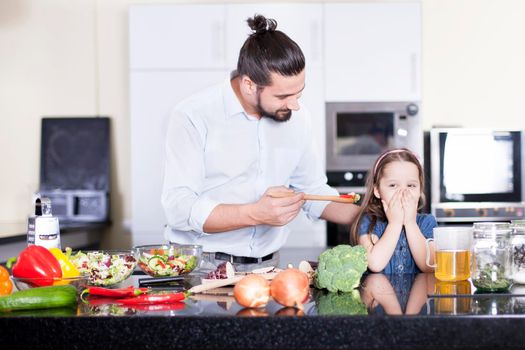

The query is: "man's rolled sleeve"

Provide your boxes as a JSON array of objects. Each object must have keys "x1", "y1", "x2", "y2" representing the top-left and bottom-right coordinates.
[
  {"x1": 188, "y1": 197, "x2": 221, "y2": 235},
  {"x1": 302, "y1": 185, "x2": 339, "y2": 220}
]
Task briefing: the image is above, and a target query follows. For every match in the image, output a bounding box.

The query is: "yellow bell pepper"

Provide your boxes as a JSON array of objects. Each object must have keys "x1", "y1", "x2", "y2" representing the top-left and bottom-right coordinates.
[{"x1": 49, "y1": 248, "x2": 80, "y2": 285}]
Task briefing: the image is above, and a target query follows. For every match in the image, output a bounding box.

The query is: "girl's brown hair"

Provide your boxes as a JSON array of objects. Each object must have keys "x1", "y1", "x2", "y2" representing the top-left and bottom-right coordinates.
[{"x1": 350, "y1": 148, "x2": 426, "y2": 245}]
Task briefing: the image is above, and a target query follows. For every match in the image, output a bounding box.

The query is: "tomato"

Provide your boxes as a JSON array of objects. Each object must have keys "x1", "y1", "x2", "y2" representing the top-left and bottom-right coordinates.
[
  {"x1": 0, "y1": 265, "x2": 9, "y2": 281},
  {"x1": 0, "y1": 265, "x2": 13, "y2": 295},
  {"x1": 0, "y1": 279, "x2": 13, "y2": 295}
]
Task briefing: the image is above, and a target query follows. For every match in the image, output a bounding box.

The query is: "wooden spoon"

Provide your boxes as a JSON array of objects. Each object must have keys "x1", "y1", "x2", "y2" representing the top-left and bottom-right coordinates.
[{"x1": 268, "y1": 192, "x2": 360, "y2": 203}]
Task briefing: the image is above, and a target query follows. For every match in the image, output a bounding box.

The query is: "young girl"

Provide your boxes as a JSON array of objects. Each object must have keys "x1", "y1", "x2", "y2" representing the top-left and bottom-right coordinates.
[{"x1": 351, "y1": 148, "x2": 436, "y2": 273}]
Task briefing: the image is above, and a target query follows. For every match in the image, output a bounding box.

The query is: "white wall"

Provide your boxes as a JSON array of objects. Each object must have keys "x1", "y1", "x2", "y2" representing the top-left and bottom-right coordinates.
[
  {"x1": 1, "y1": 0, "x2": 525, "y2": 248},
  {"x1": 422, "y1": 0, "x2": 525, "y2": 129}
]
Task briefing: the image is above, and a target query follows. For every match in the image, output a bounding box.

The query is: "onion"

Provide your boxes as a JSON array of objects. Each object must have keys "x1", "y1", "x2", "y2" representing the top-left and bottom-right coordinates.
[
  {"x1": 275, "y1": 307, "x2": 305, "y2": 317},
  {"x1": 233, "y1": 274, "x2": 270, "y2": 308},
  {"x1": 270, "y1": 268, "x2": 310, "y2": 310},
  {"x1": 236, "y1": 308, "x2": 269, "y2": 317}
]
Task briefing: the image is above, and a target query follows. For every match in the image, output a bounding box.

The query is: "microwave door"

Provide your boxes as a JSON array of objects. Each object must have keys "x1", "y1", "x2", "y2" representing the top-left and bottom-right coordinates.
[{"x1": 335, "y1": 112, "x2": 395, "y2": 155}]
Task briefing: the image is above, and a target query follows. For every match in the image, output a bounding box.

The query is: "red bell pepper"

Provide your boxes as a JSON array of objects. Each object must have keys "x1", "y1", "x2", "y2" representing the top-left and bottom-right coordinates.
[{"x1": 7, "y1": 245, "x2": 62, "y2": 287}]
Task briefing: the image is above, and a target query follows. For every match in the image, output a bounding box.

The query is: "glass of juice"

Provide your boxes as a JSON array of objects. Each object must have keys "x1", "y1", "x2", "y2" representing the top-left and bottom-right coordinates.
[{"x1": 425, "y1": 226, "x2": 472, "y2": 282}]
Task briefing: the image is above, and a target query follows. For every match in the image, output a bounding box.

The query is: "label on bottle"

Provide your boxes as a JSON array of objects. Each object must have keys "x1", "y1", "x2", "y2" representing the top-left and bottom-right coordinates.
[
  {"x1": 27, "y1": 216, "x2": 36, "y2": 245},
  {"x1": 33, "y1": 216, "x2": 61, "y2": 249}
]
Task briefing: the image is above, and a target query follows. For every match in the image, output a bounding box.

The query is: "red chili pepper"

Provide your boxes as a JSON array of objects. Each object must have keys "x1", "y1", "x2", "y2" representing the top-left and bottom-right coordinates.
[
  {"x1": 124, "y1": 302, "x2": 186, "y2": 312},
  {"x1": 117, "y1": 292, "x2": 185, "y2": 305},
  {"x1": 85, "y1": 296, "x2": 122, "y2": 306},
  {"x1": 83, "y1": 286, "x2": 149, "y2": 298},
  {"x1": 6, "y1": 246, "x2": 62, "y2": 287}
]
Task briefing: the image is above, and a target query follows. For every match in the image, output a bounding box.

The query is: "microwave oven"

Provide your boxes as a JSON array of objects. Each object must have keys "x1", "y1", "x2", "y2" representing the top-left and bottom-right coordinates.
[
  {"x1": 325, "y1": 101, "x2": 423, "y2": 189},
  {"x1": 430, "y1": 128, "x2": 525, "y2": 222}
]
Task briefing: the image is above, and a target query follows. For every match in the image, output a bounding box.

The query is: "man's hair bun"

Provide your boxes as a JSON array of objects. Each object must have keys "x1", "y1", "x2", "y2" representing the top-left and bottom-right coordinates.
[{"x1": 247, "y1": 14, "x2": 277, "y2": 34}]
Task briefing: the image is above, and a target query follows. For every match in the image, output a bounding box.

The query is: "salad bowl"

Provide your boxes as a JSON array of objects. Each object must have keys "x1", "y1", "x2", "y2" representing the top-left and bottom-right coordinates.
[
  {"x1": 12, "y1": 275, "x2": 90, "y2": 293},
  {"x1": 134, "y1": 244, "x2": 202, "y2": 277},
  {"x1": 68, "y1": 250, "x2": 137, "y2": 286}
]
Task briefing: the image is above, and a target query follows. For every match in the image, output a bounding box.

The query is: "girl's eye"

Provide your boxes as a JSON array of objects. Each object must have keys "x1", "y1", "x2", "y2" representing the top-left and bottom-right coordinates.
[
  {"x1": 388, "y1": 184, "x2": 396, "y2": 188},
  {"x1": 408, "y1": 184, "x2": 417, "y2": 188}
]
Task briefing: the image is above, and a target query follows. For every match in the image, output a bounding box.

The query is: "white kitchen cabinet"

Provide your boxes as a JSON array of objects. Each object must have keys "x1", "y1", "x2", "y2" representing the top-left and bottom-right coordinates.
[
  {"x1": 129, "y1": 4, "x2": 226, "y2": 69},
  {"x1": 129, "y1": 70, "x2": 228, "y2": 246},
  {"x1": 324, "y1": 3, "x2": 421, "y2": 102},
  {"x1": 225, "y1": 4, "x2": 323, "y2": 70}
]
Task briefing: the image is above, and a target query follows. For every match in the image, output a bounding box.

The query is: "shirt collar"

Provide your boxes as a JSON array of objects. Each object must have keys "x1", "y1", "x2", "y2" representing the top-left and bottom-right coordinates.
[{"x1": 223, "y1": 71, "x2": 250, "y2": 119}]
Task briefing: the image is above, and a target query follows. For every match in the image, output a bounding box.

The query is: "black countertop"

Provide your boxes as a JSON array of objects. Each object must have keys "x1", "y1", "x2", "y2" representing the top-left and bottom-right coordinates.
[{"x1": 2, "y1": 247, "x2": 525, "y2": 350}]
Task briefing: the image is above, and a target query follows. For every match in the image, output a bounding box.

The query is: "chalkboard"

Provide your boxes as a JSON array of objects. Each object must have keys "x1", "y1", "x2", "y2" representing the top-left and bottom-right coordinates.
[{"x1": 40, "y1": 117, "x2": 110, "y2": 191}]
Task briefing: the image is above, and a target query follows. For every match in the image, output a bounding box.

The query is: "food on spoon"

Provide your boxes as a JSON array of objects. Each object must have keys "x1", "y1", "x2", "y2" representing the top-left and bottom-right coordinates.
[
  {"x1": 339, "y1": 192, "x2": 361, "y2": 203},
  {"x1": 233, "y1": 274, "x2": 270, "y2": 308},
  {"x1": 314, "y1": 245, "x2": 367, "y2": 293}
]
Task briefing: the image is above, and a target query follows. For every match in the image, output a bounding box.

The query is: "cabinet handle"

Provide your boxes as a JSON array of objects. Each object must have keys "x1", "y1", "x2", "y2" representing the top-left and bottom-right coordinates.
[
  {"x1": 310, "y1": 21, "x2": 320, "y2": 63},
  {"x1": 410, "y1": 52, "x2": 418, "y2": 94},
  {"x1": 212, "y1": 21, "x2": 224, "y2": 65}
]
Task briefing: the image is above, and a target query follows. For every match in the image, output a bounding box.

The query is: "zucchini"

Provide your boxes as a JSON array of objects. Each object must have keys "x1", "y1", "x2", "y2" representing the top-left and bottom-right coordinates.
[{"x1": 0, "y1": 284, "x2": 77, "y2": 312}]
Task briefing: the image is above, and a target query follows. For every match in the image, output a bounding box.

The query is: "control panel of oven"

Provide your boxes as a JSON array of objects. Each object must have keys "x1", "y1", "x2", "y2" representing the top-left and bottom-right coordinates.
[{"x1": 327, "y1": 170, "x2": 368, "y2": 188}]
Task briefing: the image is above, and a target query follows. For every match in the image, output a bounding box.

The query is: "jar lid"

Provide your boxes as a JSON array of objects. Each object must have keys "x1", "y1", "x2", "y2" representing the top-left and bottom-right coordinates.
[
  {"x1": 473, "y1": 222, "x2": 511, "y2": 238},
  {"x1": 511, "y1": 220, "x2": 525, "y2": 235}
]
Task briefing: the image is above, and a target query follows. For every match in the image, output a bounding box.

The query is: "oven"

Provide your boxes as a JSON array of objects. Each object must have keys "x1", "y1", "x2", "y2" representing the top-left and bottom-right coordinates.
[
  {"x1": 325, "y1": 101, "x2": 423, "y2": 245},
  {"x1": 431, "y1": 128, "x2": 525, "y2": 223}
]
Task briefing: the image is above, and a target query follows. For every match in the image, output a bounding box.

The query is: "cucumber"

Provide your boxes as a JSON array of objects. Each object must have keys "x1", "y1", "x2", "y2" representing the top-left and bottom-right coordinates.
[
  {"x1": 148, "y1": 255, "x2": 166, "y2": 269},
  {"x1": 0, "y1": 284, "x2": 77, "y2": 312}
]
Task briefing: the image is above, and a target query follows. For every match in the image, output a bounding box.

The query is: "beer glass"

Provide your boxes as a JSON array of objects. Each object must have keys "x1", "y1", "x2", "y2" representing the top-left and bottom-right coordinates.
[{"x1": 426, "y1": 227, "x2": 472, "y2": 282}]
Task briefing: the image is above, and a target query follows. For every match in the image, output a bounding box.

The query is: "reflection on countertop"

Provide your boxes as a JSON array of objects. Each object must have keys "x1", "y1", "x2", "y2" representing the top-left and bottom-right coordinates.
[{"x1": 67, "y1": 271, "x2": 525, "y2": 318}]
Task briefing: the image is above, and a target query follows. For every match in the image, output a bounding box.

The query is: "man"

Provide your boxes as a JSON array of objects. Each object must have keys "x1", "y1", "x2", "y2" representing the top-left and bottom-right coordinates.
[{"x1": 161, "y1": 14, "x2": 359, "y2": 270}]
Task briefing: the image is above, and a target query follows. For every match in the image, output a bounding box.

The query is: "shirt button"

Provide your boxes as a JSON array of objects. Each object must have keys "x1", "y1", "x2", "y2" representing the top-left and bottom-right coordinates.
[{"x1": 398, "y1": 265, "x2": 404, "y2": 271}]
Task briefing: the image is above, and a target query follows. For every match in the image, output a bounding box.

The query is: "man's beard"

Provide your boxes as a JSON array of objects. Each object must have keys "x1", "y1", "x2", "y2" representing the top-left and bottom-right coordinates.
[{"x1": 256, "y1": 92, "x2": 292, "y2": 122}]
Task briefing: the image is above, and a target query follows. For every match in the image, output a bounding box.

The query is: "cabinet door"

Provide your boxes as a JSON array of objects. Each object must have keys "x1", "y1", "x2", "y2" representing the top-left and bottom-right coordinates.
[
  {"x1": 325, "y1": 3, "x2": 421, "y2": 102},
  {"x1": 129, "y1": 4, "x2": 226, "y2": 69},
  {"x1": 225, "y1": 4, "x2": 323, "y2": 70},
  {"x1": 130, "y1": 71, "x2": 228, "y2": 246}
]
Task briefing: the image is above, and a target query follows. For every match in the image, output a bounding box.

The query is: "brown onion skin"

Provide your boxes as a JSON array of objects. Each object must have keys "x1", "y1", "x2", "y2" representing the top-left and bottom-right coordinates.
[
  {"x1": 236, "y1": 308, "x2": 269, "y2": 317},
  {"x1": 275, "y1": 307, "x2": 305, "y2": 317},
  {"x1": 233, "y1": 274, "x2": 270, "y2": 308},
  {"x1": 270, "y1": 268, "x2": 310, "y2": 310}
]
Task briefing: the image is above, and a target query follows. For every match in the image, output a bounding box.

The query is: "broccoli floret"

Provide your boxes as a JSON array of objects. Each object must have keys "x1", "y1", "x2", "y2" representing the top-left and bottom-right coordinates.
[
  {"x1": 314, "y1": 245, "x2": 367, "y2": 293},
  {"x1": 314, "y1": 289, "x2": 368, "y2": 316}
]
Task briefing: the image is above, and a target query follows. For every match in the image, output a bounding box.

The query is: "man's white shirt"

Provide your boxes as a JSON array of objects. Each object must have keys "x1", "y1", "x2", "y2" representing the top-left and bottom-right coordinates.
[{"x1": 161, "y1": 75, "x2": 337, "y2": 257}]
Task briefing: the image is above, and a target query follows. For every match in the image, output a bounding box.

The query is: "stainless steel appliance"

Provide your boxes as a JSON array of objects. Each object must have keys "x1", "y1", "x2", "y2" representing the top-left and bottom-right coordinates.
[
  {"x1": 431, "y1": 128, "x2": 525, "y2": 223},
  {"x1": 325, "y1": 101, "x2": 423, "y2": 245}
]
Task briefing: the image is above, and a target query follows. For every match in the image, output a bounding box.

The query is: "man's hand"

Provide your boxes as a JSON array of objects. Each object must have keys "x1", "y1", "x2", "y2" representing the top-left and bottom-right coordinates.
[{"x1": 249, "y1": 186, "x2": 305, "y2": 226}]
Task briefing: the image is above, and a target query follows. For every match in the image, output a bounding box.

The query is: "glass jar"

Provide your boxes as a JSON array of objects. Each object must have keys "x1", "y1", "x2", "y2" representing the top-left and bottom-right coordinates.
[
  {"x1": 511, "y1": 220, "x2": 525, "y2": 284},
  {"x1": 471, "y1": 222, "x2": 512, "y2": 292}
]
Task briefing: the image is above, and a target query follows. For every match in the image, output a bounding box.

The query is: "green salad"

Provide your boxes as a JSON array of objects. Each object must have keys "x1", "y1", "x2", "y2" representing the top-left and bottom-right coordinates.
[
  {"x1": 138, "y1": 247, "x2": 197, "y2": 277},
  {"x1": 70, "y1": 251, "x2": 137, "y2": 286}
]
